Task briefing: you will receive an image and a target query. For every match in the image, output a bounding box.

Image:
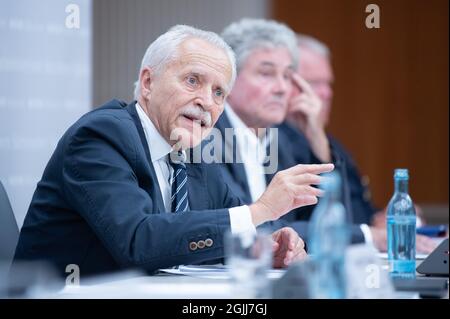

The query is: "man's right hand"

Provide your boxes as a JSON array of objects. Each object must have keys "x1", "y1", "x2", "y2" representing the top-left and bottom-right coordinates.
[{"x1": 249, "y1": 163, "x2": 334, "y2": 226}]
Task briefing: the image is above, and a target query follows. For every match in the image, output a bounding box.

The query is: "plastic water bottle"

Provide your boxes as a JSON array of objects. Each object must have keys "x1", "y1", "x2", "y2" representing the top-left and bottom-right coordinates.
[
  {"x1": 308, "y1": 172, "x2": 350, "y2": 299},
  {"x1": 387, "y1": 168, "x2": 416, "y2": 278}
]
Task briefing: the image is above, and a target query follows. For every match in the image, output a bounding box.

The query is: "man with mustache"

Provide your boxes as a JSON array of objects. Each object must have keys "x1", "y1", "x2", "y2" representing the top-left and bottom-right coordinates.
[{"x1": 13, "y1": 25, "x2": 333, "y2": 278}]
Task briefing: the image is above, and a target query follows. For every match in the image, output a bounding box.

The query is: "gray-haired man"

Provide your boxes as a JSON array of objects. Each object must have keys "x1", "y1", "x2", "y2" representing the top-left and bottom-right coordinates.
[{"x1": 14, "y1": 25, "x2": 333, "y2": 277}]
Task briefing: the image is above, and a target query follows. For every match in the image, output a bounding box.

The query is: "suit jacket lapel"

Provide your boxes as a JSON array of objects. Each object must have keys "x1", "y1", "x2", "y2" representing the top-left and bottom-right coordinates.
[{"x1": 125, "y1": 101, "x2": 166, "y2": 213}]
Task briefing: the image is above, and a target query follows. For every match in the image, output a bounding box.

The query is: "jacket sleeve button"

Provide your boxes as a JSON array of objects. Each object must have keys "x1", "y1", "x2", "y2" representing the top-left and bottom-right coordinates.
[
  {"x1": 205, "y1": 238, "x2": 213, "y2": 247},
  {"x1": 197, "y1": 240, "x2": 205, "y2": 249},
  {"x1": 189, "y1": 241, "x2": 198, "y2": 251}
]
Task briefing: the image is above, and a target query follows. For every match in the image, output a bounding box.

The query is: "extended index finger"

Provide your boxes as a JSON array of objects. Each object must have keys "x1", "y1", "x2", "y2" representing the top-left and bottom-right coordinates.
[
  {"x1": 287, "y1": 163, "x2": 335, "y2": 175},
  {"x1": 291, "y1": 72, "x2": 315, "y2": 96}
]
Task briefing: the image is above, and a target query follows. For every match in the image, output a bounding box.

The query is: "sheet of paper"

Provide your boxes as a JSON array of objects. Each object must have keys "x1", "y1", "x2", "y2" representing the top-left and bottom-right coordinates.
[{"x1": 159, "y1": 264, "x2": 285, "y2": 280}]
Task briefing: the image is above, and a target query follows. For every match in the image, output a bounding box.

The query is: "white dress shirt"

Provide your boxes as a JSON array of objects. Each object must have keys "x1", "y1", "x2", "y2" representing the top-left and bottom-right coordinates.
[
  {"x1": 135, "y1": 102, "x2": 255, "y2": 235},
  {"x1": 225, "y1": 105, "x2": 269, "y2": 202}
]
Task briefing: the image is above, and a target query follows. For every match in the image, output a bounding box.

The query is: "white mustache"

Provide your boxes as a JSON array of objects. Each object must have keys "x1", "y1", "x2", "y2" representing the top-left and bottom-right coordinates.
[{"x1": 181, "y1": 106, "x2": 212, "y2": 127}]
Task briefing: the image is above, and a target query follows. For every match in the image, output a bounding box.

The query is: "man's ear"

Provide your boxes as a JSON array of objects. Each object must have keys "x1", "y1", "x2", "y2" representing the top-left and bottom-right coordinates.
[{"x1": 139, "y1": 66, "x2": 153, "y2": 99}]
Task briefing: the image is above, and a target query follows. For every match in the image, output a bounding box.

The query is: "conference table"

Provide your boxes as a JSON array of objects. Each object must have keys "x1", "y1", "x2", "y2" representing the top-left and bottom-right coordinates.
[{"x1": 42, "y1": 252, "x2": 447, "y2": 299}]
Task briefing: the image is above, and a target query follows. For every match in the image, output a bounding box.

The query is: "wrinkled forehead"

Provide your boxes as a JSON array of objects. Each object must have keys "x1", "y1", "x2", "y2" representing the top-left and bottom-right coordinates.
[{"x1": 172, "y1": 38, "x2": 233, "y2": 86}]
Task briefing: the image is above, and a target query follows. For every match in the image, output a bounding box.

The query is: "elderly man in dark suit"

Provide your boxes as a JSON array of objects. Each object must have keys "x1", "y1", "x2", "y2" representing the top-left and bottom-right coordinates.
[
  {"x1": 13, "y1": 25, "x2": 333, "y2": 278},
  {"x1": 214, "y1": 19, "x2": 436, "y2": 253},
  {"x1": 214, "y1": 18, "x2": 367, "y2": 245}
]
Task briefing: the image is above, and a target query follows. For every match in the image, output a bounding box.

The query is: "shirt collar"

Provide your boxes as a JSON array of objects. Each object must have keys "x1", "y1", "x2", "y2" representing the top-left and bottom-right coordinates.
[
  {"x1": 225, "y1": 103, "x2": 272, "y2": 147},
  {"x1": 224, "y1": 103, "x2": 272, "y2": 163},
  {"x1": 136, "y1": 102, "x2": 173, "y2": 163}
]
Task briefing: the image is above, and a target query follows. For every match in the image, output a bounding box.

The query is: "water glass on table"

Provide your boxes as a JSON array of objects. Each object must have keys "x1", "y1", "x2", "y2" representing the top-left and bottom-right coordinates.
[{"x1": 225, "y1": 231, "x2": 273, "y2": 298}]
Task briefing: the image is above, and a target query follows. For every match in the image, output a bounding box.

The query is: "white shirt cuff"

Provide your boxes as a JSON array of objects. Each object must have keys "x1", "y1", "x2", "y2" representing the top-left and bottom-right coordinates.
[
  {"x1": 229, "y1": 205, "x2": 257, "y2": 235},
  {"x1": 360, "y1": 223, "x2": 374, "y2": 246}
]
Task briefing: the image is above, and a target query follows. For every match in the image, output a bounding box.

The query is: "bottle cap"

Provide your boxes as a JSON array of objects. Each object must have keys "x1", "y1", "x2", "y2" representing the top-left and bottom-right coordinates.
[{"x1": 394, "y1": 168, "x2": 409, "y2": 180}]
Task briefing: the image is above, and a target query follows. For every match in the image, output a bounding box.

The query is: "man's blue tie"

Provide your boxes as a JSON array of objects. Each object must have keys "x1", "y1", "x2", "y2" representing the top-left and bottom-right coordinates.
[{"x1": 169, "y1": 151, "x2": 189, "y2": 213}]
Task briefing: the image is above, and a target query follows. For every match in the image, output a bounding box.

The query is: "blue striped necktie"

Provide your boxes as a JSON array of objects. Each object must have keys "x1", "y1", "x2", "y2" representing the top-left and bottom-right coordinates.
[{"x1": 169, "y1": 151, "x2": 189, "y2": 213}]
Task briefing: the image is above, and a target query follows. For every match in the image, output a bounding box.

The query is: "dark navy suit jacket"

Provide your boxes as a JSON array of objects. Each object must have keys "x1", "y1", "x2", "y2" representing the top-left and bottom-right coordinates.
[
  {"x1": 14, "y1": 100, "x2": 243, "y2": 277},
  {"x1": 214, "y1": 113, "x2": 366, "y2": 244},
  {"x1": 278, "y1": 122, "x2": 377, "y2": 225},
  {"x1": 326, "y1": 136, "x2": 377, "y2": 224}
]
